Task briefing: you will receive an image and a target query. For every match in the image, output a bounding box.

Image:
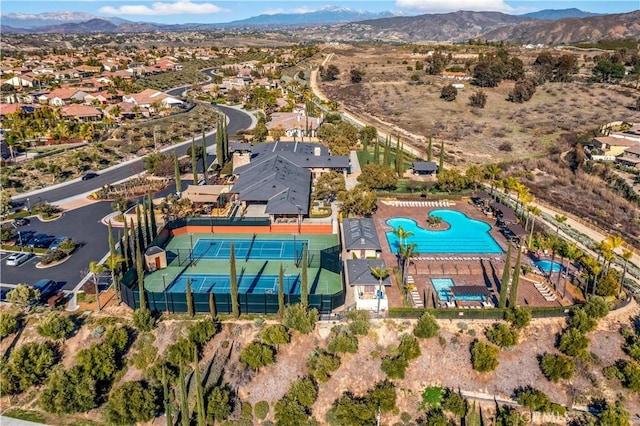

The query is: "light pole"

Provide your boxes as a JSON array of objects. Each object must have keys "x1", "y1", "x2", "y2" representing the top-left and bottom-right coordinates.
[
  {"x1": 162, "y1": 273, "x2": 169, "y2": 314},
  {"x1": 9, "y1": 222, "x2": 23, "y2": 249},
  {"x1": 26, "y1": 197, "x2": 30, "y2": 212}
]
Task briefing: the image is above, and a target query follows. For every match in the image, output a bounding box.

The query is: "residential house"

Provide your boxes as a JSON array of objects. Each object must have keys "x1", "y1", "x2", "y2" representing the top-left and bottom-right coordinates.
[
  {"x1": 592, "y1": 136, "x2": 638, "y2": 157},
  {"x1": 122, "y1": 88, "x2": 183, "y2": 110},
  {"x1": 345, "y1": 259, "x2": 391, "y2": 311},
  {"x1": 180, "y1": 185, "x2": 227, "y2": 204},
  {"x1": 616, "y1": 144, "x2": 640, "y2": 168},
  {"x1": 442, "y1": 71, "x2": 471, "y2": 80},
  {"x1": 3, "y1": 74, "x2": 36, "y2": 89},
  {"x1": 61, "y1": 104, "x2": 103, "y2": 122},
  {"x1": 342, "y1": 218, "x2": 382, "y2": 259},
  {"x1": 39, "y1": 88, "x2": 89, "y2": 106},
  {"x1": 266, "y1": 112, "x2": 321, "y2": 138}
]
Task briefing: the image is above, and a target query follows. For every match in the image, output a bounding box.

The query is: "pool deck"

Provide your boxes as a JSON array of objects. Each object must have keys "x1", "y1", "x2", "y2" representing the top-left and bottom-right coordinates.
[{"x1": 373, "y1": 199, "x2": 567, "y2": 309}]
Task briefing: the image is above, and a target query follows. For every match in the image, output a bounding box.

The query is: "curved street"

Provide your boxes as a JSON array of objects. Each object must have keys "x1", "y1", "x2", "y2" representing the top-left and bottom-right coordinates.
[{"x1": 2, "y1": 91, "x2": 255, "y2": 291}]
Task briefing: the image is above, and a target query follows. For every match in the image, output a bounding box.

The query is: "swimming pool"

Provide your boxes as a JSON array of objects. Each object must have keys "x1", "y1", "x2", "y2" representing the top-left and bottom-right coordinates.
[
  {"x1": 431, "y1": 278, "x2": 455, "y2": 301},
  {"x1": 430, "y1": 278, "x2": 486, "y2": 302},
  {"x1": 167, "y1": 273, "x2": 300, "y2": 294},
  {"x1": 535, "y1": 260, "x2": 563, "y2": 273},
  {"x1": 386, "y1": 210, "x2": 503, "y2": 254},
  {"x1": 192, "y1": 238, "x2": 308, "y2": 261}
]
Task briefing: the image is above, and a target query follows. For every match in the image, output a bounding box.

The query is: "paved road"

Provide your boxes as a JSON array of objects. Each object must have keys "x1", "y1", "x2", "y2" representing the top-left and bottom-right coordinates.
[{"x1": 12, "y1": 105, "x2": 252, "y2": 204}]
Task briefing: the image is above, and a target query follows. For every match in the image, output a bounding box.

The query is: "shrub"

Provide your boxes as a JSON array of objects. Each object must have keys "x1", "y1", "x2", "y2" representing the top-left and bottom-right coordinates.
[
  {"x1": 282, "y1": 304, "x2": 318, "y2": 334},
  {"x1": 567, "y1": 308, "x2": 597, "y2": 334},
  {"x1": 504, "y1": 307, "x2": 531, "y2": 330},
  {"x1": 398, "y1": 334, "x2": 421, "y2": 361},
  {"x1": 469, "y1": 90, "x2": 487, "y2": 108},
  {"x1": 39, "y1": 366, "x2": 96, "y2": 414},
  {"x1": 440, "y1": 84, "x2": 458, "y2": 101},
  {"x1": 471, "y1": 341, "x2": 499, "y2": 372},
  {"x1": 166, "y1": 337, "x2": 197, "y2": 366},
  {"x1": 512, "y1": 386, "x2": 552, "y2": 414},
  {"x1": 36, "y1": 312, "x2": 74, "y2": 340},
  {"x1": 327, "y1": 327, "x2": 359, "y2": 354},
  {"x1": 206, "y1": 386, "x2": 232, "y2": 424},
  {"x1": 0, "y1": 312, "x2": 19, "y2": 338},
  {"x1": 441, "y1": 388, "x2": 468, "y2": 417},
  {"x1": 539, "y1": 353, "x2": 575, "y2": 382},
  {"x1": 583, "y1": 296, "x2": 610, "y2": 319},
  {"x1": 414, "y1": 312, "x2": 439, "y2": 338},
  {"x1": 254, "y1": 400, "x2": 270, "y2": 420},
  {"x1": 346, "y1": 309, "x2": 371, "y2": 336},
  {"x1": 130, "y1": 333, "x2": 158, "y2": 370},
  {"x1": 104, "y1": 380, "x2": 156, "y2": 425},
  {"x1": 132, "y1": 308, "x2": 155, "y2": 332},
  {"x1": 1, "y1": 341, "x2": 59, "y2": 394},
  {"x1": 260, "y1": 324, "x2": 290, "y2": 349},
  {"x1": 381, "y1": 354, "x2": 408, "y2": 379},
  {"x1": 307, "y1": 349, "x2": 341, "y2": 383},
  {"x1": 485, "y1": 323, "x2": 519, "y2": 349},
  {"x1": 498, "y1": 142, "x2": 513, "y2": 152},
  {"x1": 285, "y1": 377, "x2": 317, "y2": 409},
  {"x1": 240, "y1": 341, "x2": 275, "y2": 371},
  {"x1": 187, "y1": 319, "x2": 218, "y2": 346},
  {"x1": 40, "y1": 249, "x2": 67, "y2": 265},
  {"x1": 508, "y1": 77, "x2": 537, "y2": 103},
  {"x1": 558, "y1": 328, "x2": 589, "y2": 358}
]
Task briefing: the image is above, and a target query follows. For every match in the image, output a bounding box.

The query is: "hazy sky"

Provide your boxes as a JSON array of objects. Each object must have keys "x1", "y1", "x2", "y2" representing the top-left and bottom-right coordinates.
[{"x1": 2, "y1": 0, "x2": 638, "y2": 24}]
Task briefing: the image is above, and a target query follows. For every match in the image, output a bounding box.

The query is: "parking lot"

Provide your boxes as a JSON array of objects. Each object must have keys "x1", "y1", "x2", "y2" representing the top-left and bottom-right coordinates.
[{"x1": 1, "y1": 202, "x2": 113, "y2": 292}]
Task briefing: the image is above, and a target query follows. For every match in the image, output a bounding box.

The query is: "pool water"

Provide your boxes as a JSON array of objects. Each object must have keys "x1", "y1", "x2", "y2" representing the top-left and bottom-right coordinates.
[
  {"x1": 386, "y1": 210, "x2": 503, "y2": 254},
  {"x1": 431, "y1": 278, "x2": 455, "y2": 301},
  {"x1": 535, "y1": 260, "x2": 563, "y2": 273}
]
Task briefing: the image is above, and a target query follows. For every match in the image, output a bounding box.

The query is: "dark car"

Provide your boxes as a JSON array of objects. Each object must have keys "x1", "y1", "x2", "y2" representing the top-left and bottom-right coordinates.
[
  {"x1": 34, "y1": 236, "x2": 56, "y2": 249},
  {"x1": 26, "y1": 233, "x2": 50, "y2": 248},
  {"x1": 82, "y1": 172, "x2": 99, "y2": 180},
  {"x1": 33, "y1": 279, "x2": 58, "y2": 301},
  {"x1": 14, "y1": 217, "x2": 30, "y2": 226}
]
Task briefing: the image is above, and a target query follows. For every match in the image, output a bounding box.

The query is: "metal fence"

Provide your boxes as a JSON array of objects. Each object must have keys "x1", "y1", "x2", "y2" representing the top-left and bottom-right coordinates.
[{"x1": 119, "y1": 268, "x2": 345, "y2": 315}]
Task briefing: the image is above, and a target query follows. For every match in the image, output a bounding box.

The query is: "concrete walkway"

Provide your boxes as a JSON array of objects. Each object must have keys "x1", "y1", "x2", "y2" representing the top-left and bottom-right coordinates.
[
  {"x1": 0, "y1": 416, "x2": 47, "y2": 426},
  {"x1": 346, "y1": 150, "x2": 361, "y2": 190}
]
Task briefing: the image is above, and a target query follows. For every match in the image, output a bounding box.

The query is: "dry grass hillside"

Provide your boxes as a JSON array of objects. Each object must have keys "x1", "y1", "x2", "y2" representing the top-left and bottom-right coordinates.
[{"x1": 317, "y1": 45, "x2": 640, "y2": 166}]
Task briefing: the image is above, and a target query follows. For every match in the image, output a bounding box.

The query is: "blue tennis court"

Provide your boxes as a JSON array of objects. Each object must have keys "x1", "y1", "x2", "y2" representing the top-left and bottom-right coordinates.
[
  {"x1": 167, "y1": 273, "x2": 300, "y2": 294},
  {"x1": 191, "y1": 238, "x2": 308, "y2": 261}
]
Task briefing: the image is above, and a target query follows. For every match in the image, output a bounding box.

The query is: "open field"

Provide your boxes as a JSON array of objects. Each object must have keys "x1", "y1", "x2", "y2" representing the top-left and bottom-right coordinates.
[{"x1": 317, "y1": 45, "x2": 640, "y2": 166}]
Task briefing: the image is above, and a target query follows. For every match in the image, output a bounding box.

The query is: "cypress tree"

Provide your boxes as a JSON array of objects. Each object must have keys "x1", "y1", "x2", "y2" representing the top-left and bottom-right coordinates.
[
  {"x1": 162, "y1": 366, "x2": 173, "y2": 426},
  {"x1": 373, "y1": 140, "x2": 380, "y2": 165},
  {"x1": 278, "y1": 263, "x2": 285, "y2": 315},
  {"x1": 191, "y1": 138, "x2": 198, "y2": 185},
  {"x1": 510, "y1": 247, "x2": 522, "y2": 308},
  {"x1": 301, "y1": 243, "x2": 308, "y2": 308},
  {"x1": 174, "y1": 151, "x2": 182, "y2": 194},
  {"x1": 223, "y1": 116, "x2": 229, "y2": 163},
  {"x1": 201, "y1": 130, "x2": 208, "y2": 185},
  {"x1": 123, "y1": 218, "x2": 130, "y2": 267},
  {"x1": 178, "y1": 363, "x2": 190, "y2": 426},
  {"x1": 186, "y1": 278, "x2": 194, "y2": 317},
  {"x1": 129, "y1": 218, "x2": 136, "y2": 268},
  {"x1": 362, "y1": 134, "x2": 369, "y2": 165},
  {"x1": 427, "y1": 137, "x2": 433, "y2": 162},
  {"x1": 499, "y1": 244, "x2": 512, "y2": 309},
  {"x1": 209, "y1": 292, "x2": 217, "y2": 320},
  {"x1": 136, "y1": 236, "x2": 146, "y2": 310},
  {"x1": 383, "y1": 136, "x2": 391, "y2": 167},
  {"x1": 216, "y1": 121, "x2": 224, "y2": 168},
  {"x1": 148, "y1": 191, "x2": 158, "y2": 239},
  {"x1": 194, "y1": 347, "x2": 206, "y2": 426},
  {"x1": 439, "y1": 140, "x2": 444, "y2": 173},
  {"x1": 143, "y1": 202, "x2": 151, "y2": 247},
  {"x1": 136, "y1": 205, "x2": 145, "y2": 251},
  {"x1": 230, "y1": 243, "x2": 239, "y2": 317}
]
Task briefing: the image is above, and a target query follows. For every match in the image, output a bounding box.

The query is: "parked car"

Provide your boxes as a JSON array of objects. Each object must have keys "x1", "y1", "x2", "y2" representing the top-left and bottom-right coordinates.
[
  {"x1": 33, "y1": 279, "x2": 58, "y2": 300},
  {"x1": 17, "y1": 230, "x2": 37, "y2": 246},
  {"x1": 34, "y1": 236, "x2": 56, "y2": 249},
  {"x1": 48, "y1": 236, "x2": 69, "y2": 250},
  {"x1": 82, "y1": 172, "x2": 99, "y2": 180},
  {"x1": 14, "y1": 218, "x2": 30, "y2": 226},
  {"x1": 26, "y1": 233, "x2": 50, "y2": 248},
  {"x1": 5, "y1": 252, "x2": 33, "y2": 266}
]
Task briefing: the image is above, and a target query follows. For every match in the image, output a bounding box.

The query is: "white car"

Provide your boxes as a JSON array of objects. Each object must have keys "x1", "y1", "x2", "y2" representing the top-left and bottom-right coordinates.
[{"x1": 5, "y1": 252, "x2": 33, "y2": 266}]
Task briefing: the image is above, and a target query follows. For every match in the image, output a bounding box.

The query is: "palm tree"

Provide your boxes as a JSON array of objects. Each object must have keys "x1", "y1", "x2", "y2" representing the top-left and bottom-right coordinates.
[
  {"x1": 89, "y1": 261, "x2": 107, "y2": 311},
  {"x1": 393, "y1": 225, "x2": 414, "y2": 250},
  {"x1": 619, "y1": 248, "x2": 633, "y2": 299},
  {"x1": 399, "y1": 243, "x2": 418, "y2": 289},
  {"x1": 370, "y1": 266, "x2": 390, "y2": 315},
  {"x1": 526, "y1": 206, "x2": 541, "y2": 248},
  {"x1": 561, "y1": 242, "x2": 581, "y2": 299}
]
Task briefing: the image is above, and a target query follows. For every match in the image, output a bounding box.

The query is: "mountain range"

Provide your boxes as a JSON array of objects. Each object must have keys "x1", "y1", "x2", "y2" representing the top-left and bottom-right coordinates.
[{"x1": 1, "y1": 8, "x2": 639, "y2": 45}]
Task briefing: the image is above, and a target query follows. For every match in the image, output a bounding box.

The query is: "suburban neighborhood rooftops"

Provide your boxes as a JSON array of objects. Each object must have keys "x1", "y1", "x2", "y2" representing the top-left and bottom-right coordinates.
[
  {"x1": 343, "y1": 218, "x2": 382, "y2": 251},
  {"x1": 346, "y1": 259, "x2": 391, "y2": 286}
]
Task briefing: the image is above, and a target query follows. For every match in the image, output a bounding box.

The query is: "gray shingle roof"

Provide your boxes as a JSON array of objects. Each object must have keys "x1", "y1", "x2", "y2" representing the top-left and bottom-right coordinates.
[
  {"x1": 346, "y1": 259, "x2": 391, "y2": 286},
  {"x1": 343, "y1": 218, "x2": 381, "y2": 251},
  {"x1": 413, "y1": 161, "x2": 438, "y2": 172},
  {"x1": 231, "y1": 154, "x2": 310, "y2": 215},
  {"x1": 252, "y1": 142, "x2": 350, "y2": 169}
]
